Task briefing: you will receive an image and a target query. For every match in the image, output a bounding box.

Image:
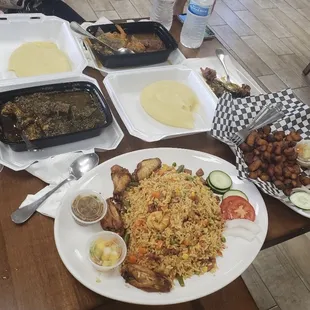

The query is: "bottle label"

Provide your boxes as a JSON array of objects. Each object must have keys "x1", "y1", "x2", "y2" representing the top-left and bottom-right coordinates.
[{"x1": 188, "y1": 3, "x2": 211, "y2": 16}]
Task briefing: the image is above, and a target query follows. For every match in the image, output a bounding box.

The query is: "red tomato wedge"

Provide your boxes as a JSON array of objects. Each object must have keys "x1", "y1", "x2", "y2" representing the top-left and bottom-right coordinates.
[{"x1": 220, "y1": 196, "x2": 256, "y2": 221}]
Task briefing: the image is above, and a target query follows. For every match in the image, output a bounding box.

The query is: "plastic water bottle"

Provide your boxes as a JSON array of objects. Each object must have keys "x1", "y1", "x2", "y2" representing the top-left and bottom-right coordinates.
[
  {"x1": 150, "y1": 0, "x2": 176, "y2": 30},
  {"x1": 181, "y1": 0, "x2": 215, "y2": 48}
]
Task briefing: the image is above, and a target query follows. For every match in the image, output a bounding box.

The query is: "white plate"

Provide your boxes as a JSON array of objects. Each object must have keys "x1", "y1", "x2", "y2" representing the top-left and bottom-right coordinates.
[
  {"x1": 183, "y1": 55, "x2": 265, "y2": 101},
  {"x1": 54, "y1": 148, "x2": 268, "y2": 305},
  {"x1": 0, "y1": 75, "x2": 124, "y2": 171},
  {"x1": 104, "y1": 66, "x2": 217, "y2": 142}
]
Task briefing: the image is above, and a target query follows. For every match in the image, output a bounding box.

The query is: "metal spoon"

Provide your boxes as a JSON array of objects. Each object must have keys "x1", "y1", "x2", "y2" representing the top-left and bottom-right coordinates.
[
  {"x1": 216, "y1": 48, "x2": 231, "y2": 83},
  {"x1": 11, "y1": 153, "x2": 100, "y2": 224},
  {"x1": 70, "y1": 21, "x2": 134, "y2": 55}
]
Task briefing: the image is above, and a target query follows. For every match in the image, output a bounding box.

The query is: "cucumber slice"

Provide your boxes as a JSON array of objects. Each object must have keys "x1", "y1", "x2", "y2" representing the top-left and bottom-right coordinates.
[
  {"x1": 206, "y1": 177, "x2": 230, "y2": 194},
  {"x1": 208, "y1": 170, "x2": 232, "y2": 190},
  {"x1": 290, "y1": 191, "x2": 310, "y2": 210},
  {"x1": 223, "y1": 190, "x2": 248, "y2": 201}
]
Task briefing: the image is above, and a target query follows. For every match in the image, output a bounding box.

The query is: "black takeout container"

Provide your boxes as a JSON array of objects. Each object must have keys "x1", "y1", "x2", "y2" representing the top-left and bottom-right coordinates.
[
  {"x1": 86, "y1": 21, "x2": 178, "y2": 69},
  {"x1": 0, "y1": 81, "x2": 113, "y2": 152}
]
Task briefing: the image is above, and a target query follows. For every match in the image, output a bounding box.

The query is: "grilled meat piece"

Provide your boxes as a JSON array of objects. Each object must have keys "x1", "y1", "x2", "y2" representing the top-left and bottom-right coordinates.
[
  {"x1": 111, "y1": 165, "x2": 132, "y2": 197},
  {"x1": 195, "y1": 168, "x2": 204, "y2": 177},
  {"x1": 126, "y1": 37, "x2": 146, "y2": 53},
  {"x1": 200, "y1": 67, "x2": 251, "y2": 98},
  {"x1": 200, "y1": 67, "x2": 217, "y2": 83},
  {"x1": 132, "y1": 158, "x2": 161, "y2": 181},
  {"x1": 146, "y1": 253, "x2": 161, "y2": 263},
  {"x1": 100, "y1": 198, "x2": 124, "y2": 236},
  {"x1": 122, "y1": 264, "x2": 172, "y2": 293}
]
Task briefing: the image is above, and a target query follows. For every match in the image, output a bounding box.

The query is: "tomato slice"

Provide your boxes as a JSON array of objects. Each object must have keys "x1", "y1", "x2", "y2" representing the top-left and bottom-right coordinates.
[{"x1": 220, "y1": 196, "x2": 256, "y2": 221}]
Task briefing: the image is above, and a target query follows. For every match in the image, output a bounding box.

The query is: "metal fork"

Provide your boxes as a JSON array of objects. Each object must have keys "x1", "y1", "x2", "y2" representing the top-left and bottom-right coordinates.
[{"x1": 230, "y1": 102, "x2": 284, "y2": 145}]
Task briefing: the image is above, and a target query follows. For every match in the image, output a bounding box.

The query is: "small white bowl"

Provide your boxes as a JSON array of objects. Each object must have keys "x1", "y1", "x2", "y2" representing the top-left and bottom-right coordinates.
[
  {"x1": 70, "y1": 190, "x2": 107, "y2": 226},
  {"x1": 87, "y1": 231, "x2": 127, "y2": 272}
]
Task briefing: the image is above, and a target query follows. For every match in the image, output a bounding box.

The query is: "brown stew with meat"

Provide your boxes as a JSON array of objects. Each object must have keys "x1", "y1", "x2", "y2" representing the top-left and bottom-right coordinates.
[{"x1": 92, "y1": 25, "x2": 165, "y2": 55}]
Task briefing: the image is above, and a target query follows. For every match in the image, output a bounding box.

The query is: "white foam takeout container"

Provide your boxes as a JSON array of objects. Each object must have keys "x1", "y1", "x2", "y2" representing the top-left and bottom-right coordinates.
[
  {"x1": 103, "y1": 53, "x2": 266, "y2": 143},
  {"x1": 0, "y1": 14, "x2": 124, "y2": 171},
  {"x1": 0, "y1": 14, "x2": 88, "y2": 86},
  {"x1": 104, "y1": 65, "x2": 217, "y2": 142}
]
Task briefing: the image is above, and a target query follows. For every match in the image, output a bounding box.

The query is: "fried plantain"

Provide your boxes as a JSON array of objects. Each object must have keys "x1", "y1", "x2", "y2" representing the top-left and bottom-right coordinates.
[{"x1": 132, "y1": 158, "x2": 162, "y2": 181}]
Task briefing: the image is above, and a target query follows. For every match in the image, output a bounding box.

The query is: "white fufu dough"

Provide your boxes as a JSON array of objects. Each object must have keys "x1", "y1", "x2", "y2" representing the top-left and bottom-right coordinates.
[
  {"x1": 140, "y1": 80, "x2": 199, "y2": 129},
  {"x1": 8, "y1": 41, "x2": 72, "y2": 77}
]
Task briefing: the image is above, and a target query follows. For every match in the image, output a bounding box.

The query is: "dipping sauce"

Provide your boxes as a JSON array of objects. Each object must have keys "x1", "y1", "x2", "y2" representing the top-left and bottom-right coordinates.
[
  {"x1": 72, "y1": 194, "x2": 105, "y2": 223},
  {"x1": 140, "y1": 80, "x2": 199, "y2": 129},
  {"x1": 90, "y1": 238, "x2": 122, "y2": 267},
  {"x1": 296, "y1": 140, "x2": 310, "y2": 161}
]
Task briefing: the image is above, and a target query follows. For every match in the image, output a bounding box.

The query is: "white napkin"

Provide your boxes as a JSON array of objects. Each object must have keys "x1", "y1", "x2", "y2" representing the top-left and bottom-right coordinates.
[{"x1": 19, "y1": 150, "x2": 94, "y2": 218}]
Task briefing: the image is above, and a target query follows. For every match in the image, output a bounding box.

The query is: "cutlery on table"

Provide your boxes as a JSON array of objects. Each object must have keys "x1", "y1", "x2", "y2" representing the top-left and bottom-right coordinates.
[
  {"x1": 216, "y1": 48, "x2": 231, "y2": 83},
  {"x1": 231, "y1": 102, "x2": 285, "y2": 146},
  {"x1": 70, "y1": 21, "x2": 135, "y2": 55},
  {"x1": 11, "y1": 153, "x2": 100, "y2": 224}
]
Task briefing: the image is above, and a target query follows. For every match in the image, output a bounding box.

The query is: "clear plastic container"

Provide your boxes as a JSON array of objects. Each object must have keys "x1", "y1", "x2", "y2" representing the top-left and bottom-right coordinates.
[
  {"x1": 150, "y1": 0, "x2": 176, "y2": 30},
  {"x1": 180, "y1": 0, "x2": 215, "y2": 49},
  {"x1": 70, "y1": 190, "x2": 107, "y2": 226},
  {"x1": 87, "y1": 231, "x2": 127, "y2": 272},
  {"x1": 296, "y1": 139, "x2": 310, "y2": 169}
]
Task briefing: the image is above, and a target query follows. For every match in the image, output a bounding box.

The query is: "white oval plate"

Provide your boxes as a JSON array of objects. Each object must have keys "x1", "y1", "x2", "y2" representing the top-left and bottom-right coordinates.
[{"x1": 54, "y1": 148, "x2": 268, "y2": 305}]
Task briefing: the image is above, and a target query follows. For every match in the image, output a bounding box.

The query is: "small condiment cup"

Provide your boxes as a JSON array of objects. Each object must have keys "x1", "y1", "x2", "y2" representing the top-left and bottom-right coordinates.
[
  {"x1": 296, "y1": 140, "x2": 310, "y2": 169},
  {"x1": 87, "y1": 231, "x2": 127, "y2": 272},
  {"x1": 70, "y1": 190, "x2": 107, "y2": 226}
]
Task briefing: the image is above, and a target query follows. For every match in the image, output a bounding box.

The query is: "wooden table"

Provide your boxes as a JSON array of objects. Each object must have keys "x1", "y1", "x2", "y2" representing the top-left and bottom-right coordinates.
[{"x1": 1, "y1": 18, "x2": 310, "y2": 310}]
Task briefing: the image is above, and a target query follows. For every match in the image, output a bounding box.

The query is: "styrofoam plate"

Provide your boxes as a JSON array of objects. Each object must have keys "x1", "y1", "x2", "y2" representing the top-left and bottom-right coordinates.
[
  {"x1": 0, "y1": 14, "x2": 87, "y2": 86},
  {"x1": 104, "y1": 66, "x2": 217, "y2": 142},
  {"x1": 0, "y1": 75, "x2": 124, "y2": 171}
]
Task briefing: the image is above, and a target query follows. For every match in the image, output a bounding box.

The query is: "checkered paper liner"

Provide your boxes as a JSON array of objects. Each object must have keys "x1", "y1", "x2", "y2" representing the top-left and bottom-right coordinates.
[{"x1": 210, "y1": 89, "x2": 310, "y2": 206}]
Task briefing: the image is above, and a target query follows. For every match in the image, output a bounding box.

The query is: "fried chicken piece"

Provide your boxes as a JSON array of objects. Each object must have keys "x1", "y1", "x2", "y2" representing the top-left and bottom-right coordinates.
[
  {"x1": 122, "y1": 264, "x2": 172, "y2": 293},
  {"x1": 132, "y1": 158, "x2": 162, "y2": 181},
  {"x1": 100, "y1": 198, "x2": 124, "y2": 236},
  {"x1": 111, "y1": 165, "x2": 132, "y2": 197}
]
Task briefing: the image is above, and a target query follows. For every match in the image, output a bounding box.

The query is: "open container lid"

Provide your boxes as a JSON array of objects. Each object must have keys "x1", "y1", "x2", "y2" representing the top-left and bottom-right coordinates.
[{"x1": 0, "y1": 13, "x2": 88, "y2": 87}]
